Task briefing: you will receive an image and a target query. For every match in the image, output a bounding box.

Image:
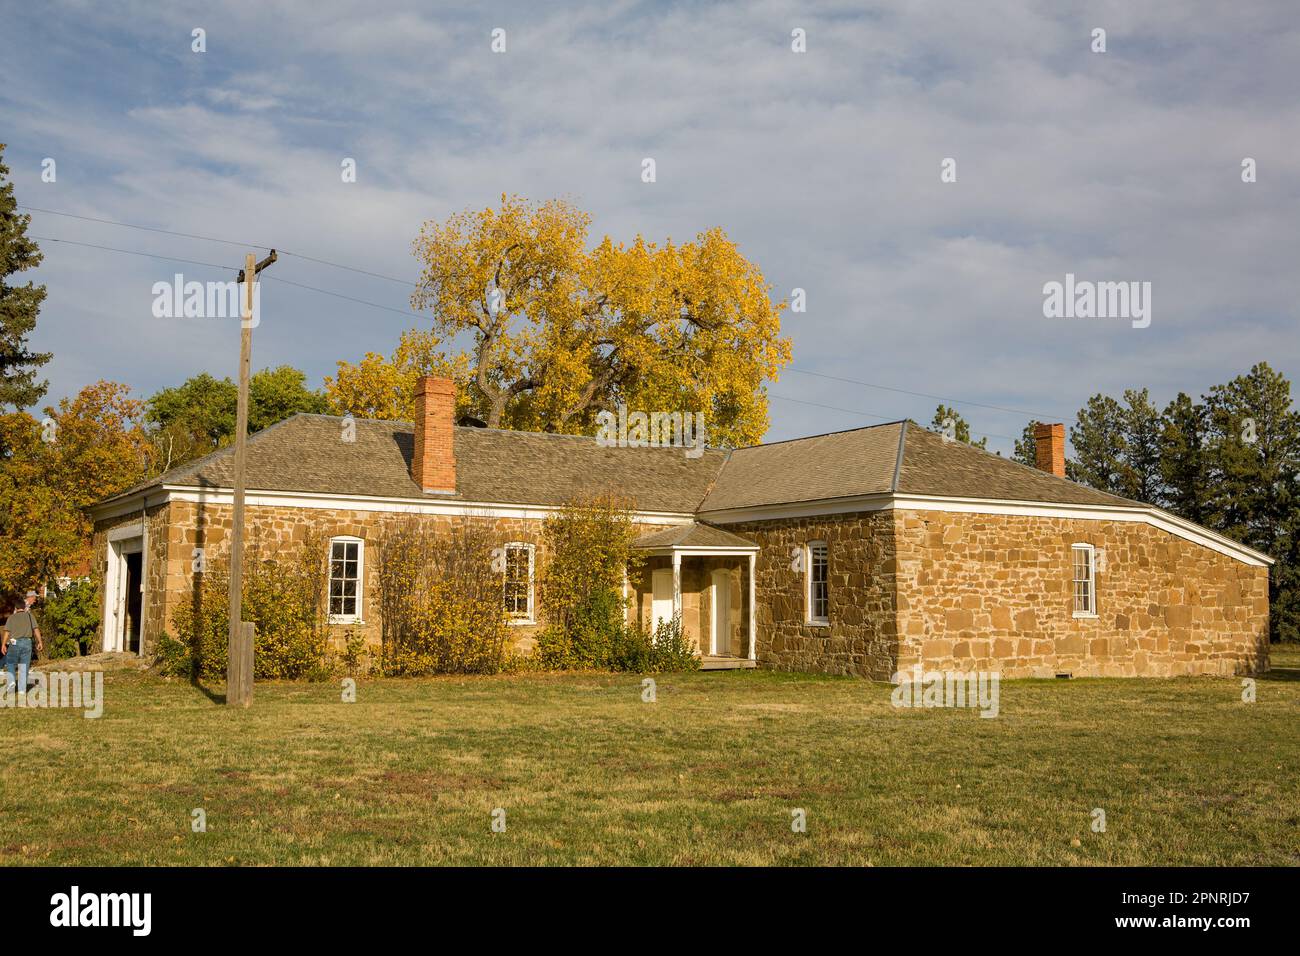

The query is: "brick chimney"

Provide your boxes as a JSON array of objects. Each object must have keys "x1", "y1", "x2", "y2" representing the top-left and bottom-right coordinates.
[
  {"x1": 1033, "y1": 422, "x2": 1066, "y2": 478},
  {"x1": 412, "y1": 376, "x2": 456, "y2": 495}
]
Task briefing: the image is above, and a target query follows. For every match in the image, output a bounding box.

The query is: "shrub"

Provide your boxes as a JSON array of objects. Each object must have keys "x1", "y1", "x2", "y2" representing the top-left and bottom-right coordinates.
[
  {"x1": 165, "y1": 531, "x2": 330, "y2": 680},
  {"x1": 40, "y1": 579, "x2": 100, "y2": 659},
  {"x1": 535, "y1": 494, "x2": 647, "y2": 670},
  {"x1": 645, "y1": 614, "x2": 699, "y2": 672},
  {"x1": 374, "y1": 518, "x2": 509, "y2": 675}
]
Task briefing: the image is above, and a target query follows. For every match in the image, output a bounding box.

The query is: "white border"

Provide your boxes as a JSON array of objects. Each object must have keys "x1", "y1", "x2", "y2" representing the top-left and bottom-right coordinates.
[
  {"x1": 327, "y1": 535, "x2": 365, "y2": 625},
  {"x1": 805, "y1": 540, "x2": 830, "y2": 626},
  {"x1": 1071, "y1": 543, "x2": 1098, "y2": 618},
  {"x1": 91, "y1": 485, "x2": 696, "y2": 527},
  {"x1": 503, "y1": 542, "x2": 535, "y2": 625},
  {"x1": 90, "y1": 485, "x2": 1273, "y2": 568},
  {"x1": 701, "y1": 493, "x2": 1272, "y2": 567}
]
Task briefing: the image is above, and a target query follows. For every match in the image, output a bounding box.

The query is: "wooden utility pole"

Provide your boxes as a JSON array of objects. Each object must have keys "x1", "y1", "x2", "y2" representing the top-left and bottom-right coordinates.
[{"x1": 227, "y1": 249, "x2": 276, "y2": 707}]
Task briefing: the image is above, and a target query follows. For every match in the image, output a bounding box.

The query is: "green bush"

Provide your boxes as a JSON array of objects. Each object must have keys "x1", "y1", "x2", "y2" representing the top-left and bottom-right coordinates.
[
  {"x1": 40, "y1": 579, "x2": 100, "y2": 659},
  {"x1": 644, "y1": 614, "x2": 699, "y2": 673},
  {"x1": 536, "y1": 494, "x2": 659, "y2": 671},
  {"x1": 538, "y1": 591, "x2": 698, "y2": 674},
  {"x1": 164, "y1": 533, "x2": 330, "y2": 681}
]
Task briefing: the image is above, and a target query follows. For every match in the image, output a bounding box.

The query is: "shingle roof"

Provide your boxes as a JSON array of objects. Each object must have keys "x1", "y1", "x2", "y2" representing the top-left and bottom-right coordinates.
[
  {"x1": 98, "y1": 413, "x2": 1139, "y2": 516},
  {"x1": 104, "y1": 414, "x2": 728, "y2": 514},
  {"x1": 695, "y1": 419, "x2": 1138, "y2": 513},
  {"x1": 896, "y1": 424, "x2": 1135, "y2": 507},
  {"x1": 633, "y1": 522, "x2": 759, "y2": 551},
  {"x1": 696, "y1": 422, "x2": 905, "y2": 512}
]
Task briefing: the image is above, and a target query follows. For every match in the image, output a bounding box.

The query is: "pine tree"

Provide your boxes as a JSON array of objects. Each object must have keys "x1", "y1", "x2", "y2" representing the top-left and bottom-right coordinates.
[
  {"x1": 1159, "y1": 392, "x2": 1209, "y2": 523},
  {"x1": 929, "y1": 404, "x2": 987, "y2": 449},
  {"x1": 1116, "y1": 388, "x2": 1163, "y2": 504},
  {"x1": 1067, "y1": 394, "x2": 1125, "y2": 493},
  {"x1": 0, "y1": 143, "x2": 51, "y2": 411},
  {"x1": 1203, "y1": 363, "x2": 1300, "y2": 643},
  {"x1": 1012, "y1": 421, "x2": 1038, "y2": 467}
]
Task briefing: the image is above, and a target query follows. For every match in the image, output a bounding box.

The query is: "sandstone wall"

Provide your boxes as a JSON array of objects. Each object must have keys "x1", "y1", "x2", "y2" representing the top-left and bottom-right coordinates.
[
  {"x1": 725, "y1": 511, "x2": 898, "y2": 679},
  {"x1": 96, "y1": 501, "x2": 554, "y2": 656},
  {"x1": 893, "y1": 509, "x2": 1270, "y2": 678},
  {"x1": 93, "y1": 500, "x2": 682, "y2": 659}
]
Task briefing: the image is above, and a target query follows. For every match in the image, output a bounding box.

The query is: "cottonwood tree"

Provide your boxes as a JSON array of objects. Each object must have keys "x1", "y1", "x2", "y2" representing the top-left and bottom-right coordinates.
[
  {"x1": 326, "y1": 330, "x2": 474, "y2": 422},
  {"x1": 0, "y1": 143, "x2": 52, "y2": 413},
  {"x1": 398, "y1": 195, "x2": 790, "y2": 447}
]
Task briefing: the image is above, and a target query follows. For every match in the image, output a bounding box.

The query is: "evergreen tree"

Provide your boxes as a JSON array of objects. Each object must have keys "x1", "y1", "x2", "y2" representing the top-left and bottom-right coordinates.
[
  {"x1": 0, "y1": 143, "x2": 52, "y2": 411},
  {"x1": 1159, "y1": 392, "x2": 1210, "y2": 523},
  {"x1": 1116, "y1": 388, "x2": 1163, "y2": 504},
  {"x1": 1202, "y1": 363, "x2": 1300, "y2": 641},
  {"x1": 930, "y1": 404, "x2": 987, "y2": 449},
  {"x1": 1012, "y1": 421, "x2": 1038, "y2": 467},
  {"x1": 1067, "y1": 394, "x2": 1125, "y2": 493}
]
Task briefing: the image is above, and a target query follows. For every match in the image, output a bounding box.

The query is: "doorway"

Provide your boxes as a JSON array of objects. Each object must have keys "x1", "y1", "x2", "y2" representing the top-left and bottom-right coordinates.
[
  {"x1": 105, "y1": 533, "x2": 144, "y2": 653},
  {"x1": 123, "y1": 550, "x2": 143, "y2": 654}
]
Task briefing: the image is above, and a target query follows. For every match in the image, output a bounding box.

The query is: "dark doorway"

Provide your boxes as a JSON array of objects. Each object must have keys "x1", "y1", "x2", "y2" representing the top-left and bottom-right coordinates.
[{"x1": 124, "y1": 550, "x2": 143, "y2": 654}]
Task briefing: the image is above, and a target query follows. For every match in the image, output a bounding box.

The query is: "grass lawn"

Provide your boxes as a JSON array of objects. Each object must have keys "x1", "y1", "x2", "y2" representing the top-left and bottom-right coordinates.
[{"x1": 4, "y1": 649, "x2": 1298, "y2": 866}]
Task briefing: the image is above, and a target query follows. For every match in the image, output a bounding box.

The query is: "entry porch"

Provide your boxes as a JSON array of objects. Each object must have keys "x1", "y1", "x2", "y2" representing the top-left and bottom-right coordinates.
[{"x1": 627, "y1": 523, "x2": 759, "y2": 664}]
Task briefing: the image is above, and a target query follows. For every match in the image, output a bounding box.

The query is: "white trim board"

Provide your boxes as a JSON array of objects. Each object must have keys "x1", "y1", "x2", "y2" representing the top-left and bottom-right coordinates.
[
  {"x1": 91, "y1": 485, "x2": 695, "y2": 527},
  {"x1": 701, "y1": 493, "x2": 1273, "y2": 568},
  {"x1": 90, "y1": 487, "x2": 1271, "y2": 568}
]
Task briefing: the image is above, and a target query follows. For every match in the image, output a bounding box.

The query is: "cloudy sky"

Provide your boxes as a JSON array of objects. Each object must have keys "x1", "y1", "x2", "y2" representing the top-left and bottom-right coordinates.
[{"x1": 2, "y1": 0, "x2": 1297, "y2": 454}]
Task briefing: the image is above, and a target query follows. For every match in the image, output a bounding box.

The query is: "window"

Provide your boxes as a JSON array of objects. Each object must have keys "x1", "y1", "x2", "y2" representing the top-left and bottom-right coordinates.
[
  {"x1": 329, "y1": 537, "x2": 363, "y2": 623},
  {"x1": 1072, "y1": 544, "x2": 1096, "y2": 617},
  {"x1": 503, "y1": 543, "x2": 534, "y2": 624},
  {"x1": 806, "y1": 541, "x2": 829, "y2": 625}
]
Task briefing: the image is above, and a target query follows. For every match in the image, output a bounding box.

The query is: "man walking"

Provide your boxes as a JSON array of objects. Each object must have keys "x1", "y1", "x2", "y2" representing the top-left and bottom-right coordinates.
[{"x1": 2, "y1": 593, "x2": 42, "y2": 691}]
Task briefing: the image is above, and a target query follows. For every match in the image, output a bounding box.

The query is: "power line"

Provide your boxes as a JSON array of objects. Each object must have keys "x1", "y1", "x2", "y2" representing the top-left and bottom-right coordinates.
[
  {"x1": 18, "y1": 204, "x2": 415, "y2": 287},
  {"x1": 31, "y1": 235, "x2": 231, "y2": 272},
  {"x1": 29, "y1": 235, "x2": 424, "y2": 319},
  {"x1": 30, "y1": 226, "x2": 1055, "y2": 435},
  {"x1": 784, "y1": 366, "x2": 1068, "y2": 422},
  {"x1": 769, "y1": 392, "x2": 1022, "y2": 444}
]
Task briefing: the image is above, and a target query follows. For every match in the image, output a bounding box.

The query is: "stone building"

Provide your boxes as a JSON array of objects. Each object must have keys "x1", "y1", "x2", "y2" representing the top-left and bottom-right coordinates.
[{"x1": 88, "y1": 378, "x2": 1272, "y2": 678}]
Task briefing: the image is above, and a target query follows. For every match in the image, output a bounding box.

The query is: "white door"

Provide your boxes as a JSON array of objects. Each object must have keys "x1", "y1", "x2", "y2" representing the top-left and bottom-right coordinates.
[
  {"x1": 711, "y1": 569, "x2": 731, "y2": 656},
  {"x1": 651, "y1": 569, "x2": 674, "y2": 630}
]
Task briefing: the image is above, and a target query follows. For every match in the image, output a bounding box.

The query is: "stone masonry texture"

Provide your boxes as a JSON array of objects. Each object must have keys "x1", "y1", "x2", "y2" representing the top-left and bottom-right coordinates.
[{"x1": 92, "y1": 500, "x2": 1270, "y2": 678}]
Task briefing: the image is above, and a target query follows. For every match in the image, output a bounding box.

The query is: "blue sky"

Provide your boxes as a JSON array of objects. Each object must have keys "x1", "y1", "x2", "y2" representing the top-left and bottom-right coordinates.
[{"x1": 2, "y1": 0, "x2": 1297, "y2": 454}]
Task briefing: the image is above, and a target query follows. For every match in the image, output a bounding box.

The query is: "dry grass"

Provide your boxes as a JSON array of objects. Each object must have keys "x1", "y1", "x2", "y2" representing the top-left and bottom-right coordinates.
[{"x1": 3, "y1": 651, "x2": 1298, "y2": 866}]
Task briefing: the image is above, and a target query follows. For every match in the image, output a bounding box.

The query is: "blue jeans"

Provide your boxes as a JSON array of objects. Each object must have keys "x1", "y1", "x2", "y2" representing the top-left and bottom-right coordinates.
[{"x1": 4, "y1": 638, "x2": 31, "y2": 689}]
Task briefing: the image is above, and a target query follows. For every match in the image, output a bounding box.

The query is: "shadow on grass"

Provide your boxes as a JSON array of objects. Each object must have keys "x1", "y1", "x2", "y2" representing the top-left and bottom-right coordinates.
[
  {"x1": 1260, "y1": 667, "x2": 1300, "y2": 683},
  {"x1": 190, "y1": 674, "x2": 227, "y2": 704}
]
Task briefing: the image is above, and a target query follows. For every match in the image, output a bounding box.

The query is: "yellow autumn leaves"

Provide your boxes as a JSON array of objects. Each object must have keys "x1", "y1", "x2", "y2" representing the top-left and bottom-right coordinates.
[{"x1": 326, "y1": 196, "x2": 791, "y2": 446}]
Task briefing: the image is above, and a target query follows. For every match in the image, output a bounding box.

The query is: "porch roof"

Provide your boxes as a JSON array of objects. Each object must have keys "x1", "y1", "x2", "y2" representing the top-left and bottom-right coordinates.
[{"x1": 632, "y1": 522, "x2": 758, "y2": 553}]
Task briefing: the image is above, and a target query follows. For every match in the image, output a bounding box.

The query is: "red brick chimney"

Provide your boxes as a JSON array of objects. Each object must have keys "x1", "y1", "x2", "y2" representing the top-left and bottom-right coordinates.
[
  {"x1": 1034, "y1": 422, "x2": 1066, "y2": 478},
  {"x1": 412, "y1": 376, "x2": 456, "y2": 495}
]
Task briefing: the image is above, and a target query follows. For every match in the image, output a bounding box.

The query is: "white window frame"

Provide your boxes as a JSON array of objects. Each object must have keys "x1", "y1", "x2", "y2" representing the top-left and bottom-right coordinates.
[
  {"x1": 503, "y1": 542, "x2": 535, "y2": 625},
  {"x1": 328, "y1": 536, "x2": 365, "y2": 625},
  {"x1": 1071, "y1": 543, "x2": 1097, "y2": 618},
  {"x1": 805, "y1": 540, "x2": 830, "y2": 626}
]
